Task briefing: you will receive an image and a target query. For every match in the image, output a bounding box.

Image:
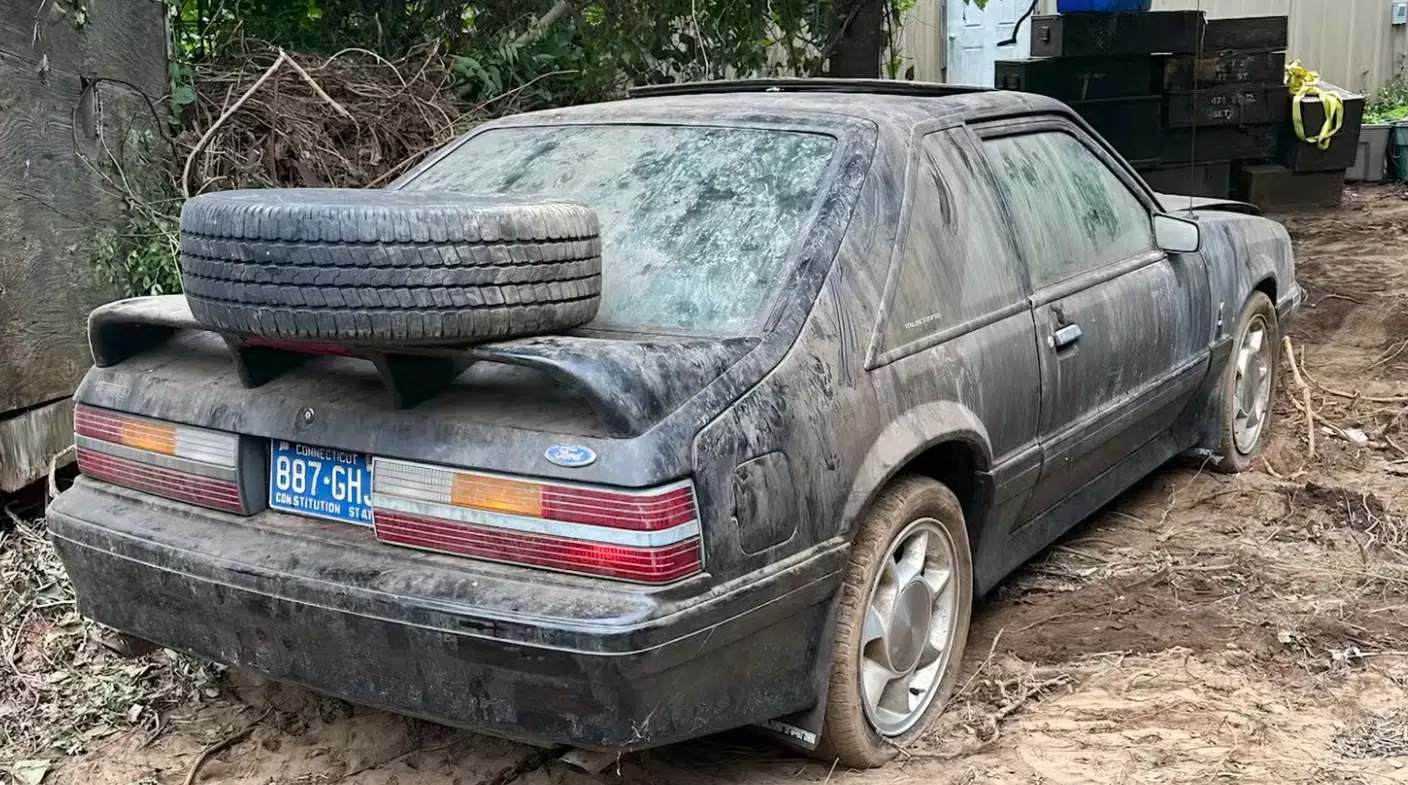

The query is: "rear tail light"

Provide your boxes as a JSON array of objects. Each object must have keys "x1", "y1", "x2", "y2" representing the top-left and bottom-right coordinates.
[
  {"x1": 74, "y1": 405, "x2": 258, "y2": 514},
  {"x1": 371, "y1": 458, "x2": 703, "y2": 583}
]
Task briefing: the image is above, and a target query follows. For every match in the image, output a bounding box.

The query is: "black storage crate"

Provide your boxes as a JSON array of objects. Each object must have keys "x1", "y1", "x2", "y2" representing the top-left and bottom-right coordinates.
[
  {"x1": 1070, "y1": 96, "x2": 1163, "y2": 163},
  {"x1": 1162, "y1": 50, "x2": 1286, "y2": 91},
  {"x1": 1279, "y1": 85, "x2": 1366, "y2": 172},
  {"x1": 1236, "y1": 163, "x2": 1345, "y2": 208},
  {"x1": 1203, "y1": 16, "x2": 1289, "y2": 51},
  {"x1": 1031, "y1": 11, "x2": 1206, "y2": 57},
  {"x1": 1161, "y1": 125, "x2": 1277, "y2": 164},
  {"x1": 1166, "y1": 86, "x2": 1287, "y2": 128},
  {"x1": 995, "y1": 56, "x2": 1160, "y2": 101},
  {"x1": 1138, "y1": 161, "x2": 1232, "y2": 199}
]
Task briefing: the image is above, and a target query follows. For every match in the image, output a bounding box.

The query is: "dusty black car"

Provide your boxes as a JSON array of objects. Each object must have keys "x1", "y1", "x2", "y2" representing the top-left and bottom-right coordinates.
[{"x1": 49, "y1": 79, "x2": 1299, "y2": 768}]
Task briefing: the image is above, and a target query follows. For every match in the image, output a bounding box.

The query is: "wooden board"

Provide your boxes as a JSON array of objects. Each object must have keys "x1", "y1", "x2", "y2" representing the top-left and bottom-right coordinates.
[
  {"x1": 1236, "y1": 163, "x2": 1345, "y2": 209},
  {"x1": 1069, "y1": 95, "x2": 1164, "y2": 163},
  {"x1": 0, "y1": 398, "x2": 74, "y2": 492},
  {"x1": 0, "y1": 0, "x2": 166, "y2": 415},
  {"x1": 1030, "y1": 12, "x2": 1206, "y2": 57},
  {"x1": 1165, "y1": 86, "x2": 1288, "y2": 128},
  {"x1": 1162, "y1": 50, "x2": 1286, "y2": 91},
  {"x1": 1137, "y1": 161, "x2": 1232, "y2": 200},
  {"x1": 994, "y1": 56, "x2": 1160, "y2": 102},
  {"x1": 1160, "y1": 124, "x2": 1278, "y2": 164},
  {"x1": 1203, "y1": 16, "x2": 1289, "y2": 52},
  {"x1": 1279, "y1": 84, "x2": 1367, "y2": 173}
]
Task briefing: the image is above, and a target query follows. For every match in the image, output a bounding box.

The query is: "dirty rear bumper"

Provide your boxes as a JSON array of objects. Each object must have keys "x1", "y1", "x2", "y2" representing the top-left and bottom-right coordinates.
[{"x1": 48, "y1": 479, "x2": 843, "y2": 751}]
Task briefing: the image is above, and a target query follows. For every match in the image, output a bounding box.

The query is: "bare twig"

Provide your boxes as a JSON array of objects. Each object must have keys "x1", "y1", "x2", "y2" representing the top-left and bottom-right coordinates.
[
  {"x1": 182, "y1": 51, "x2": 290, "y2": 199},
  {"x1": 182, "y1": 710, "x2": 270, "y2": 785},
  {"x1": 514, "y1": 0, "x2": 577, "y2": 47},
  {"x1": 47, "y1": 444, "x2": 74, "y2": 501},
  {"x1": 283, "y1": 55, "x2": 355, "y2": 120},
  {"x1": 956, "y1": 629, "x2": 1004, "y2": 698},
  {"x1": 1308, "y1": 376, "x2": 1408, "y2": 404},
  {"x1": 1283, "y1": 338, "x2": 1316, "y2": 458}
]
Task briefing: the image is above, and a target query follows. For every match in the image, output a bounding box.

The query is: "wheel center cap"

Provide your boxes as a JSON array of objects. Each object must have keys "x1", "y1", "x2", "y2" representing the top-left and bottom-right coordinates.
[{"x1": 888, "y1": 581, "x2": 931, "y2": 674}]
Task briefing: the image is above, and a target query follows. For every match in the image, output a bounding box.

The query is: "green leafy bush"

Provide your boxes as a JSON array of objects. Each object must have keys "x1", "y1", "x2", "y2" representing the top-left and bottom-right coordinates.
[{"x1": 1366, "y1": 72, "x2": 1408, "y2": 125}]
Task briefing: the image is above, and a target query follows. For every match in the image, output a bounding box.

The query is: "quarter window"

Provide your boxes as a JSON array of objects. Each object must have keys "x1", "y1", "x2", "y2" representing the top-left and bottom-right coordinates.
[
  {"x1": 984, "y1": 131, "x2": 1154, "y2": 289},
  {"x1": 882, "y1": 129, "x2": 1025, "y2": 349}
]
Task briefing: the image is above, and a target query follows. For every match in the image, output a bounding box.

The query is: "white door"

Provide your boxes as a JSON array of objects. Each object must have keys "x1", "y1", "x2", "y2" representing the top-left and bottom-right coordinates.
[{"x1": 946, "y1": 0, "x2": 1034, "y2": 86}]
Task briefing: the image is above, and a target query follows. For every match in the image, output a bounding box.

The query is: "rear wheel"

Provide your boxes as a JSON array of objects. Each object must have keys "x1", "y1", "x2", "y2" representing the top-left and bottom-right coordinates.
[
  {"x1": 1213, "y1": 292, "x2": 1279, "y2": 474},
  {"x1": 815, "y1": 475, "x2": 973, "y2": 768}
]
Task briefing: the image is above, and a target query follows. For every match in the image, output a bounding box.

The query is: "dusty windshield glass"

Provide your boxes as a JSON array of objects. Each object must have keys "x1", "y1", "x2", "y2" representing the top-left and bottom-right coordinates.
[{"x1": 405, "y1": 125, "x2": 837, "y2": 333}]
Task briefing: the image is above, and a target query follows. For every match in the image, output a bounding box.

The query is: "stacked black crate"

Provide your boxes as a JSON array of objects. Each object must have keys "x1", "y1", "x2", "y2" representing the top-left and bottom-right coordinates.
[
  {"x1": 995, "y1": 12, "x2": 1290, "y2": 200},
  {"x1": 1238, "y1": 69, "x2": 1366, "y2": 209},
  {"x1": 1161, "y1": 17, "x2": 1288, "y2": 200}
]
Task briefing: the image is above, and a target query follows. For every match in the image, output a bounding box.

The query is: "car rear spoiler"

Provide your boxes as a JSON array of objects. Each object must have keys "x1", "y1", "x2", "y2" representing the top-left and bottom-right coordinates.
[
  {"x1": 88, "y1": 296, "x2": 755, "y2": 437},
  {"x1": 1156, "y1": 193, "x2": 1262, "y2": 216}
]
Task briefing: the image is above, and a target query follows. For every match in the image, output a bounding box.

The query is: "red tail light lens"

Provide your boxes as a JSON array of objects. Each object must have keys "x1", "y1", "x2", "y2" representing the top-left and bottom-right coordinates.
[
  {"x1": 371, "y1": 458, "x2": 703, "y2": 584},
  {"x1": 75, "y1": 405, "x2": 250, "y2": 514}
]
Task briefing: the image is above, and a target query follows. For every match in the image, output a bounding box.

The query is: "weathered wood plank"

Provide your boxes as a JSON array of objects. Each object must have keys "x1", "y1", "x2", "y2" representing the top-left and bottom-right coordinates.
[
  {"x1": 0, "y1": 0, "x2": 166, "y2": 414},
  {"x1": 0, "y1": 398, "x2": 74, "y2": 492}
]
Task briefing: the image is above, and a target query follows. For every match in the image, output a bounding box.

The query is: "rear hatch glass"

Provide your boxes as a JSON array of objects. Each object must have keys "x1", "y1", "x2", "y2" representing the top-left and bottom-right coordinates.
[{"x1": 402, "y1": 125, "x2": 837, "y2": 334}]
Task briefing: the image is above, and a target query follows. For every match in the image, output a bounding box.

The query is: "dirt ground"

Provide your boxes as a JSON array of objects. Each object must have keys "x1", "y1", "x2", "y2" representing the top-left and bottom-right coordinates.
[{"x1": 9, "y1": 185, "x2": 1408, "y2": 785}]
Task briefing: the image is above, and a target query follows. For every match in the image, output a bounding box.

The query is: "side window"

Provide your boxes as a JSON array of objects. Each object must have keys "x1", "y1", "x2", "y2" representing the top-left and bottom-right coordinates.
[
  {"x1": 984, "y1": 131, "x2": 1154, "y2": 289},
  {"x1": 883, "y1": 129, "x2": 1025, "y2": 349}
]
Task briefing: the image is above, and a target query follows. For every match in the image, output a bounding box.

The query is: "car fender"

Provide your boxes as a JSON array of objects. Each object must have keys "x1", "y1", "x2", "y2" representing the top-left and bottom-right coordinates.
[
  {"x1": 839, "y1": 400, "x2": 993, "y2": 529},
  {"x1": 761, "y1": 401, "x2": 992, "y2": 752}
]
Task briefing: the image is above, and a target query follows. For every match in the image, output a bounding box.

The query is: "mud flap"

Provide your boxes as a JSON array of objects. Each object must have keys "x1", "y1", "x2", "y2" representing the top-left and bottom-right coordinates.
[{"x1": 751, "y1": 589, "x2": 842, "y2": 752}]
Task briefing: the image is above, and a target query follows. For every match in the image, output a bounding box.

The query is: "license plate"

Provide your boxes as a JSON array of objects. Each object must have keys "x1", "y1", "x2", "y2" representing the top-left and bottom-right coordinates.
[{"x1": 269, "y1": 441, "x2": 373, "y2": 526}]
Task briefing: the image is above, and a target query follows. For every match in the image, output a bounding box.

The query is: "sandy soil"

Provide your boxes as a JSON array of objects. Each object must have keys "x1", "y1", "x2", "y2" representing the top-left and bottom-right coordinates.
[{"x1": 24, "y1": 186, "x2": 1408, "y2": 785}]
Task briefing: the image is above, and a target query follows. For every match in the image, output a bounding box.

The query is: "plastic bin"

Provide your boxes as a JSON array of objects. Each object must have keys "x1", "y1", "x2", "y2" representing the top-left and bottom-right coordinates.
[
  {"x1": 1348, "y1": 124, "x2": 1393, "y2": 183},
  {"x1": 1395, "y1": 125, "x2": 1408, "y2": 182},
  {"x1": 1057, "y1": 0, "x2": 1153, "y2": 12}
]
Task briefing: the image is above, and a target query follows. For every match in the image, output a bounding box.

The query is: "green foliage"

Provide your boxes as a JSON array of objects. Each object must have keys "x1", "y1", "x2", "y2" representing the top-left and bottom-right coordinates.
[
  {"x1": 90, "y1": 130, "x2": 183, "y2": 297},
  {"x1": 166, "y1": 1, "x2": 937, "y2": 105},
  {"x1": 1366, "y1": 72, "x2": 1408, "y2": 125},
  {"x1": 103, "y1": 0, "x2": 963, "y2": 296}
]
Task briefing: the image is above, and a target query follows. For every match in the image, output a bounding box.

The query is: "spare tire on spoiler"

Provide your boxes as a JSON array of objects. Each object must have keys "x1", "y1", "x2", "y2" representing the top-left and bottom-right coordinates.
[{"x1": 178, "y1": 189, "x2": 602, "y2": 345}]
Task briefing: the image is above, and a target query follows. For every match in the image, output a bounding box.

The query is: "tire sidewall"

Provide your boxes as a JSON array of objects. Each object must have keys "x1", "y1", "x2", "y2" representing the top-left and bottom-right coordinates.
[
  {"x1": 1216, "y1": 292, "x2": 1280, "y2": 473},
  {"x1": 819, "y1": 475, "x2": 973, "y2": 767}
]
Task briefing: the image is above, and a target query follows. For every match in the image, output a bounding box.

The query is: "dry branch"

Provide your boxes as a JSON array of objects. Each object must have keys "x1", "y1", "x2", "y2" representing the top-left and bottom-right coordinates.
[
  {"x1": 1283, "y1": 338, "x2": 1315, "y2": 458},
  {"x1": 177, "y1": 45, "x2": 473, "y2": 199}
]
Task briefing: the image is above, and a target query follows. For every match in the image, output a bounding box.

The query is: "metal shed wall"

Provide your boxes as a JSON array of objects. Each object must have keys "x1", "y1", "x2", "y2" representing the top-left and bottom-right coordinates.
[{"x1": 899, "y1": 0, "x2": 1406, "y2": 95}]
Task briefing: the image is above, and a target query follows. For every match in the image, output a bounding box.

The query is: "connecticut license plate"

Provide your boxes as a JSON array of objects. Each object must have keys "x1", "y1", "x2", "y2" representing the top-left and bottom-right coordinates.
[{"x1": 269, "y1": 441, "x2": 373, "y2": 526}]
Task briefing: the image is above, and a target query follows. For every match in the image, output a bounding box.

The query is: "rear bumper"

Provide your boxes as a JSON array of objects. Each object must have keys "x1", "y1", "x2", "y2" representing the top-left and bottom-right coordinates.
[{"x1": 48, "y1": 479, "x2": 843, "y2": 750}]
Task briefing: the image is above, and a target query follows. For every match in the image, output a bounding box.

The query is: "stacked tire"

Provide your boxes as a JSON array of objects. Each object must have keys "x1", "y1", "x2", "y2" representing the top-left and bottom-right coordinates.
[{"x1": 178, "y1": 189, "x2": 603, "y2": 345}]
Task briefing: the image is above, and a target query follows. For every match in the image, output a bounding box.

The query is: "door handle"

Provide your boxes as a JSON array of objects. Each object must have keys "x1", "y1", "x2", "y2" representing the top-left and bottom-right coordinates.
[{"x1": 1052, "y1": 323, "x2": 1083, "y2": 349}]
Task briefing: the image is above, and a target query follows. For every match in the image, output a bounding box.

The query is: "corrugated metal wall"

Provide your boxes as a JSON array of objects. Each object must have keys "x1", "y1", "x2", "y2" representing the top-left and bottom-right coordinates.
[
  {"x1": 897, "y1": 0, "x2": 948, "y2": 81},
  {"x1": 900, "y1": 0, "x2": 1406, "y2": 95}
]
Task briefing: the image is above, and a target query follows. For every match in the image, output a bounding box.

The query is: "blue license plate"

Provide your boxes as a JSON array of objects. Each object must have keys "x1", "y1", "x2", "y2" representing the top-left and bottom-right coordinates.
[{"x1": 269, "y1": 441, "x2": 374, "y2": 526}]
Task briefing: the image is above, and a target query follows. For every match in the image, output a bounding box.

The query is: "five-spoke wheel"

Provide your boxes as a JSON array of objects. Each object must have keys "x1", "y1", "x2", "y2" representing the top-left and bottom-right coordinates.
[
  {"x1": 1215, "y1": 292, "x2": 1280, "y2": 473},
  {"x1": 816, "y1": 475, "x2": 973, "y2": 768}
]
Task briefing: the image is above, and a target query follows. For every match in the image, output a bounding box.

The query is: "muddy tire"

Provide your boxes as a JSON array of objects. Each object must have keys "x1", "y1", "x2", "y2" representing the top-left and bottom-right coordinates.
[
  {"x1": 178, "y1": 189, "x2": 602, "y2": 345},
  {"x1": 815, "y1": 475, "x2": 973, "y2": 768},
  {"x1": 1212, "y1": 292, "x2": 1280, "y2": 474}
]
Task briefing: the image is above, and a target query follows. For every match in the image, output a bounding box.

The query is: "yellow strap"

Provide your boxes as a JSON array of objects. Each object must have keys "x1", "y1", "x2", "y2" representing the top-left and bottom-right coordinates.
[{"x1": 1286, "y1": 59, "x2": 1344, "y2": 151}]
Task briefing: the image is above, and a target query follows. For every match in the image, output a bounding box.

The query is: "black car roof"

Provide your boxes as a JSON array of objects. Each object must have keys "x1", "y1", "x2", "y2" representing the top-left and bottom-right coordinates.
[{"x1": 491, "y1": 80, "x2": 1074, "y2": 133}]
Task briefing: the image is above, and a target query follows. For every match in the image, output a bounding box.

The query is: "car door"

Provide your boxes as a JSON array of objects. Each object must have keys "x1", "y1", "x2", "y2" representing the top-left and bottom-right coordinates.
[
  {"x1": 977, "y1": 119, "x2": 1211, "y2": 520},
  {"x1": 865, "y1": 123, "x2": 1043, "y2": 567}
]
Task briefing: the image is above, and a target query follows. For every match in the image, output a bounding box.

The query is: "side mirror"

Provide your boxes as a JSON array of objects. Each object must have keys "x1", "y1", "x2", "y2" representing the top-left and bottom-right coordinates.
[{"x1": 1153, "y1": 213, "x2": 1201, "y2": 254}]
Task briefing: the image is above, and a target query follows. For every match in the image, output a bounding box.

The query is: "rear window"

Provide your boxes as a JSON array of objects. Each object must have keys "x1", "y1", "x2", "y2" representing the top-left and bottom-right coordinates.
[{"x1": 404, "y1": 125, "x2": 836, "y2": 333}]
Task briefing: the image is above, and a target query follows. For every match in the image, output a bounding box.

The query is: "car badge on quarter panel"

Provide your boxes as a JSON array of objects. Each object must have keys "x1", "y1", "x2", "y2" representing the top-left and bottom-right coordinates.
[{"x1": 544, "y1": 444, "x2": 597, "y2": 468}]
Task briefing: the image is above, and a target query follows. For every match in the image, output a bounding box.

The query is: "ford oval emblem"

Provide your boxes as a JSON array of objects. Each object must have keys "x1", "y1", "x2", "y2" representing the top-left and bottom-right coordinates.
[{"x1": 545, "y1": 444, "x2": 597, "y2": 468}]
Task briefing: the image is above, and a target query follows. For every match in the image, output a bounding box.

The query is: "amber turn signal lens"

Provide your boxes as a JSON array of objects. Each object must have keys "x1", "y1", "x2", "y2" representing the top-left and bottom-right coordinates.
[
  {"x1": 119, "y1": 419, "x2": 177, "y2": 455},
  {"x1": 450, "y1": 473, "x2": 543, "y2": 517}
]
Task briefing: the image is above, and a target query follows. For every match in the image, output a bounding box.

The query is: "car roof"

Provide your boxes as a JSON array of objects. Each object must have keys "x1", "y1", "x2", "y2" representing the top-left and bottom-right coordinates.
[{"x1": 490, "y1": 80, "x2": 1074, "y2": 134}]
